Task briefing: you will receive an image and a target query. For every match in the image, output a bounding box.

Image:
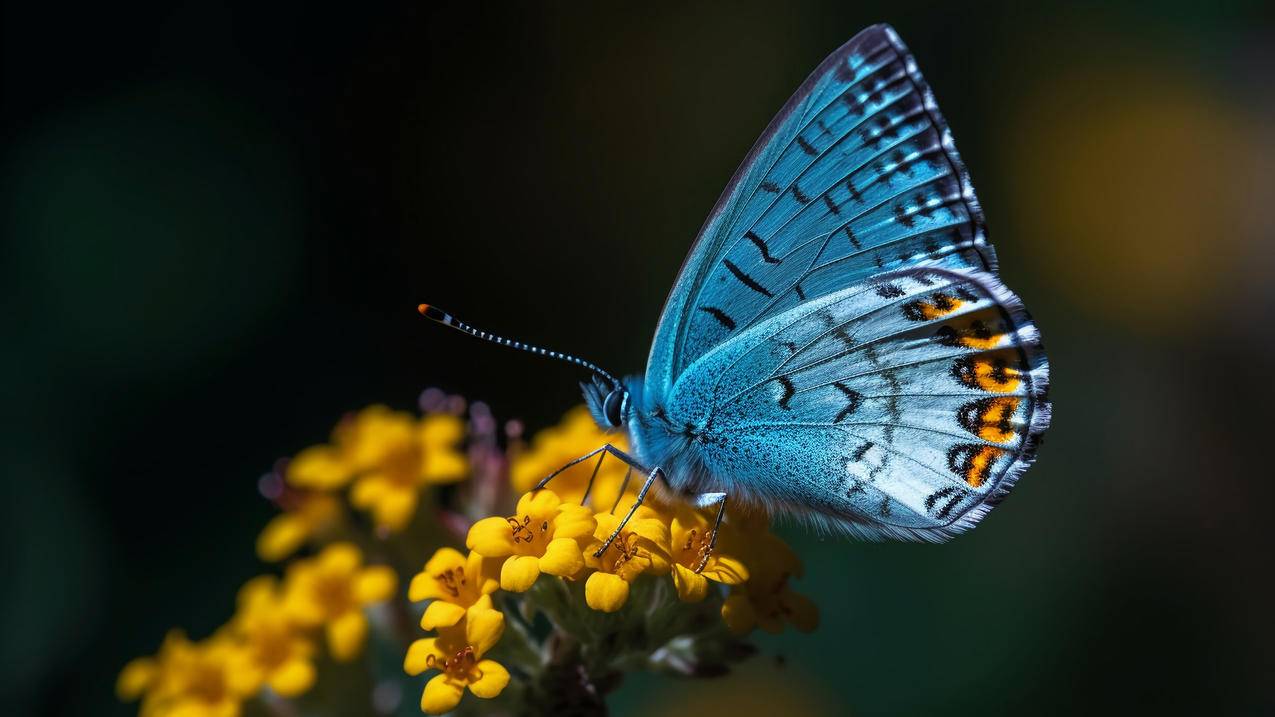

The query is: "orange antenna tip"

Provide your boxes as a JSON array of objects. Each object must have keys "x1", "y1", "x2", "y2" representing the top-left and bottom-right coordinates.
[{"x1": 417, "y1": 303, "x2": 430, "y2": 315}]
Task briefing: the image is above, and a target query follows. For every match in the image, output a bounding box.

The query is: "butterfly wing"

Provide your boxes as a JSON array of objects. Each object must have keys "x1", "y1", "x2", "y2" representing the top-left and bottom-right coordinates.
[
  {"x1": 646, "y1": 24, "x2": 995, "y2": 395},
  {"x1": 661, "y1": 267, "x2": 1049, "y2": 540}
]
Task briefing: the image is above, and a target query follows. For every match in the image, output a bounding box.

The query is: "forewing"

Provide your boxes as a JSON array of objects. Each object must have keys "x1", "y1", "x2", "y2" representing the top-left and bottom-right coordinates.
[
  {"x1": 646, "y1": 24, "x2": 994, "y2": 395},
  {"x1": 666, "y1": 268, "x2": 1049, "y2": 541}
]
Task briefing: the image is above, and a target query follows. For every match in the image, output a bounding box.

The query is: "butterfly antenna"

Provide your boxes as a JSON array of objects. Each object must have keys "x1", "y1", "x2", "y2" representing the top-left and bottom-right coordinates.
[{"x1": 417, "y1": 304, "x2": 621, "y2": 387}]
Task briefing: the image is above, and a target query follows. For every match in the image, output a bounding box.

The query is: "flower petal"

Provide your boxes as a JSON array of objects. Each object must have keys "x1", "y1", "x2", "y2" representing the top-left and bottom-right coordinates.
[
  {"x1": 419, "y1": 600, "x2": 466, "y2": 630},
  {"x1": 672, "y1": 563, "x2": 709, "y2": 603},
  {"x1": 584, "y1": 572, "x2": 629, "y2": 613},
  {"x1": 516, "y1": 489, "x2": 561, "y2": 518},
  {"x1": 226, "y1": 653, "x2": 266, "y2": 696},
  {"x1": 371, "y1": 484, "x2": 419, "y2": 532},
  {"x1": 410, "y1": 548, "x2": 468, "y2": 601},
  {"x1": 403, "y1": 638, "x2": 440, "y2": 676},
  {"x1": 355, "y1": 565, "x2": 397, "y2": 604},
  {"x1": 256, "y1": 514, "x2": 309, "y2": 562},
  {"x1": 267, "y1": 657, "x2": 315, "y2": 697},
  {"x1": 720, "y1": 593, "x2": 756, "y2": 636},
  {"x1": 701, "y1": 549, "x2": 749, "y2": 584},
  {"x1": 236, "y1": 575, "x2": 278, "y2": 610},
  {"x1": 349, "y1": 474, "x2": 388, "y2": 508},
  {"x1": 537, "y1": 537, "x2": 585, "y2": 577},
  {"x1": 408, "y1": 573, "x2": 438, "y2": 604},
  {"x1": 464, "y1": 606, "x2": 506, "y2": 657},
  {"x1": 670, "y1": 511, "x2": 700, "y2": 543},
  {"x1": 347, "y1": 406, "x2": 415, "y2": 470},
  {"x1": 326, "y1": 611, "x2": 367, "y2": 661},
  {"x1": 466, "y1": 550, "x2": 501, "y2": 596},
  {"x1": 551, "y1": 504, "x2": 597, "y2": 540},
  {"x1": 629, "y1": 517, "x2": 670, "y2": 548},
  {"x1": 281, "y1": 583, "x2": 323, "y2": 627},
  {"x1": 701, "y1": 563, "x2": 748, "y2": 585},
  {"x1": 592, "y1": 511, "x2": 621, "y2": 539},
  {"x1": 318, "y1": 542, "x2": 361, "y2": 575},
  {"x1": 425, "y1": 546, "x2": 467, "y2": 575},
  {"x1": 419, "y1": 413, "x2": 464, "y2": 447},
  {"x1": 422, "y1": 448, "x2": 468, "y2": 483},
  {"x1": 115, "y1": 657, "x2": 155, "y2": 700},
  {"x1": 752, "y1": 530, "x2": 804, "y2": 579},
  {"x1": 783, "y1": 589, "x2": 820, "y2": 633},
  {"x1": 466, "y1": 517, "x2": 516, "y2": 557},
  {"x1": 286, "y1": 445, "x2": 351, "y2": 489},
  {"x1": 499, "y1": 555, "x2": 541, "y2": 592},
  {"x1": 467, "y1": 659, "x2": 510, "y2": 699},
  {"x1": 421, "y1": 673, "x2": 466, "y2": 715}
]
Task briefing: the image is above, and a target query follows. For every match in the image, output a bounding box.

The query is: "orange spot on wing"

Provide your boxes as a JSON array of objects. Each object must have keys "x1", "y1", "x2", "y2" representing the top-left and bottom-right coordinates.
[
  {"x1": 964, "y1": 445, "x2": 1003, "y2": 487},
  {"x1": 936, "y1": 318, "x2": 1005, "y2": 350},
  {"x1": 957, "y1": 397, "x2": 1022, "y2": 444},
  {"x1": 953, "y1": 355, "x2": 1023, "y2": 393},
  {"x1": 981, "y1": 398, "x2": 1020, "y2": 443},
  {"x1": 904, "y1": 293, "x2": 967, "y2": 321},
  {"x1": 959, "y1": 330, "x2": 1002, "y2": 350},
  {"x1": 947, "y1": 443, "x2": 1007, "y2": 488}
]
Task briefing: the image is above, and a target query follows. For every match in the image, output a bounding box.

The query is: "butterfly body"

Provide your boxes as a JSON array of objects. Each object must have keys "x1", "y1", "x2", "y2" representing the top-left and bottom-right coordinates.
[{"x1": 584, "y1": 24, "x2": 1050, "y2": 541}]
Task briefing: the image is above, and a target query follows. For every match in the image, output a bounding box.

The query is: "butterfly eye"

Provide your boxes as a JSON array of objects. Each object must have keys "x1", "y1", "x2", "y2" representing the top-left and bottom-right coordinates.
[{"x1": 603, "y1": 389, "x2": 626, "y2": 427}]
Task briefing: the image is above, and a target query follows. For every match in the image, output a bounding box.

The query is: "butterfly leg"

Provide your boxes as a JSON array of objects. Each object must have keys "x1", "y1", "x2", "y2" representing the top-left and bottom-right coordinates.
[
  {"x1": 608, "y1": 466, "x2": 633, "y2": 514},
  {"x1": 690, "y1": 491, "x2": 728, "y2": 574},
  {"x1": 578, "y1": 451, "x2": 606, "y2": 504},
  {"x1": 533, "y1": 445, "x2": 608, "y2": 491},
  {"x1": 593, "y1": 464, "x2": 664, "y2": 558},
  {"x1": 532, "y1": 443, "x2": 652, "y2": 500}
]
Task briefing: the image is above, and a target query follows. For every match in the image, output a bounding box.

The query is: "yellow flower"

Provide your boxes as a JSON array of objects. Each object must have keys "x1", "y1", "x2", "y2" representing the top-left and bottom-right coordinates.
[
  {"x1": 408, "y1": 547, "x2": 501, "y2": 629},
  {"x1": 583, "y1": 510, "x2": 671, "y2": 612},
  {"x1": 282, "y1": 406, "x2": 468, "y2": 533},
  {"x1": 286, "y1": 444, "x2": 352, "y2": 490},
  {"x1": 255, "y1": 492, "x2": 342, "y2": 562},
  {"x1": 510, "y1": 406, "x2": 633, "y2": 506},
  {"x1": 285, "y1": 417, "x2": 358, "y2": 491},
  {"x1": 124, "y1": 631, "x2": 256, "y2": 717},
  {"x1": 720, "y1": 531, "x2": 818, "y2": 635},
  {"x1": 404, "y1": 607, "x2": 509, "y2": 715},
  {"x1": 283, "y1": 542, "x2": 397, "y2": 661},
  {"x1": 118, "y1": 630, "x2": 194, "y2": 709},
  {"x1": 348, "y1": 408, "x2": 468, "y2": 533},
  {"x1": 228, "y1": 577, "x2": 317, "y2": 698},
  {"x1": 117, "y1": 656, "x2": 158, "y2": 702},
  {"x1": 466, "y1": 489, "x2": 596, "y2": 592},
  {"x1": 668, "y1": 507, "x2": 749, "y2": 602}
]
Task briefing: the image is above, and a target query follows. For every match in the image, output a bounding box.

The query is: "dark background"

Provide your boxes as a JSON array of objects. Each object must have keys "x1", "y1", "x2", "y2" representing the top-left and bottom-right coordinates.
[{"x1": 4, "y1": 2, "x2": 1273, "y2": 715}]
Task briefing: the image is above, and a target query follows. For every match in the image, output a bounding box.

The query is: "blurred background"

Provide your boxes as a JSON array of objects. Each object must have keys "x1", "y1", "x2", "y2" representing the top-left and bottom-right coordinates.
[{"x1": 3, "y1": 1, "x2": 1273, "y2": 714}]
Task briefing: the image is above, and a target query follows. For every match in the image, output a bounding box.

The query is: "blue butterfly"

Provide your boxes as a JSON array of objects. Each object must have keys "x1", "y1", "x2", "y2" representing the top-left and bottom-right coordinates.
[{"x1": 422, "y1": 24, "x2": 1050, "y2": 565}]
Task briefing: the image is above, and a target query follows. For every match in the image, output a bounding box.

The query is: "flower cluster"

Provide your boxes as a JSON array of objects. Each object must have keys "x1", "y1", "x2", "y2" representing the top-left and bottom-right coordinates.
[
  {"x1": 404, "y1": 549, "x2": 508, "y2": 713},
  {"x1": 117, "y1": 543, "x2": 395, "y2": 717},
  {"x1": 120, "y1": 396, "x2": 816, "y2": 717},
  {"x1": 280, "y1": 404, "x2": 468, "y2": 537}
]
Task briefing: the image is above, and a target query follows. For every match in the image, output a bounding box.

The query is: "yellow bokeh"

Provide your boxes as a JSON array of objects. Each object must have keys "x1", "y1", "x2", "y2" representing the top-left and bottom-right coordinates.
[{"x1": 1007, "y1": 55, "x2": 1264, "y2": 332}]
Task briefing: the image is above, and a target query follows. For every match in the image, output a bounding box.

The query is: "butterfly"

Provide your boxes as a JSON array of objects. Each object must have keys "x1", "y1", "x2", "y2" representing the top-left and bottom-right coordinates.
[{"x1": 421, "y1": 24, "x2": 1050, "y2": 564}]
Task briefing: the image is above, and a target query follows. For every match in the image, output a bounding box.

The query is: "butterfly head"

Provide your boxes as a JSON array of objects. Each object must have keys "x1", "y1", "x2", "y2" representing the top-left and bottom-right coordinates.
[{"x1": 581, "y1": 375, "x2": 631, "y2": 428}]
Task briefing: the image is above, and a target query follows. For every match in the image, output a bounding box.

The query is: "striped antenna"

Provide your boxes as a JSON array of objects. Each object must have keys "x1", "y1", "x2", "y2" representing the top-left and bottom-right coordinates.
[{"x1": 417, "y1": 304, "x2": 621, "y2": 387}]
